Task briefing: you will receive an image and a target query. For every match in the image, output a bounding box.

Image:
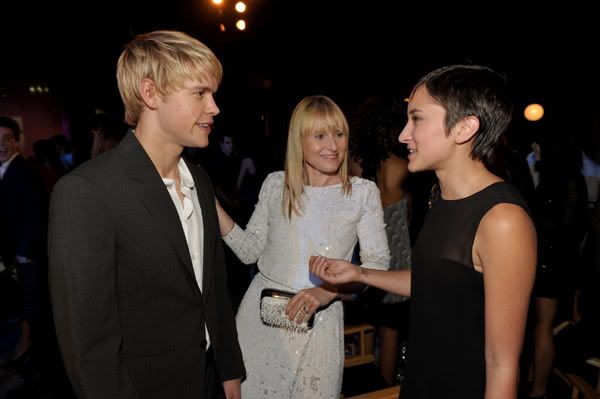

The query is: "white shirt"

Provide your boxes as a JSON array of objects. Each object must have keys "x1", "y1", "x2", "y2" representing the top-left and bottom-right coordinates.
[
  {"x1": 0, "y1": 152, "x2": 19, "y2": 179},
  {"x1": 162, "y1": 158, "x2": 210, "y2": 348}
]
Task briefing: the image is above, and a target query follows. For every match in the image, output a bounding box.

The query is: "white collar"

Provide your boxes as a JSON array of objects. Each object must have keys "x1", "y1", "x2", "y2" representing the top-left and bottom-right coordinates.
[{"x1": 162, "y1": 158, "x2": 195, "y2": 190}]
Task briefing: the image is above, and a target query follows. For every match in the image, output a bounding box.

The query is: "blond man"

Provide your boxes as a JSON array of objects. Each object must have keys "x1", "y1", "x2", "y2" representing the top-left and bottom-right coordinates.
[{"x1": 49, "y1": 30, "x2": 245, "y2": 399}]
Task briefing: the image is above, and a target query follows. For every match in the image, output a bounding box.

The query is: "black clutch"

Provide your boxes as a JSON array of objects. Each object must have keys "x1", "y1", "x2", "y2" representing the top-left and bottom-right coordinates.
[{"x1": 259, "y1": 288, "x2": 315, "y2": 332}]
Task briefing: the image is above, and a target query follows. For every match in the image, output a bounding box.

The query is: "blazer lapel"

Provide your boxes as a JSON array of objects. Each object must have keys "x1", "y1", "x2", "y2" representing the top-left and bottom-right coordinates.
[{"x1": 118, "y1": 133, "x2": 199, "y2": 295}]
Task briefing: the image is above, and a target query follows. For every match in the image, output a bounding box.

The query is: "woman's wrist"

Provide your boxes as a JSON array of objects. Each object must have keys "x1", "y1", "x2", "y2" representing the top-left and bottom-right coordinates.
[
  {"x1": 358, "y1": 266, "x2": 369, "y2": 284},
  {"x1": 320, "y1": 284, "x2": 341, "y2": 302},
  {"x1": 221, "y1": 221, "x2": 235, "y2": 237}
]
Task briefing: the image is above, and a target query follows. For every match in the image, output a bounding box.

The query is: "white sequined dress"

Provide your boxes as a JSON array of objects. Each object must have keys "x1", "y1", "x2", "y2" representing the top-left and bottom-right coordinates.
[{"x1": 223, "y1": 172, "x2": 390, "y2": 398}]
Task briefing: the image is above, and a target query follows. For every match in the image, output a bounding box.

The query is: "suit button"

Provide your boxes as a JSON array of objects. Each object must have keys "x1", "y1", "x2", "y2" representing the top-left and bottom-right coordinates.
[{"x1": 200, "y1": 339, "x2": 207, "y2": 350}]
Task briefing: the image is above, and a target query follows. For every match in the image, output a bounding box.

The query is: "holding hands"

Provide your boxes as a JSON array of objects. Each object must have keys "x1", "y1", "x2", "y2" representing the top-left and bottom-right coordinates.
[
  {"x1": 310, "y1": 255, "x2": 410, "y2": 298},
  {"x1": 282, "y1": 255, "x2": 377, "y2": 325},
  {"x1": 284, "y1": 257, "x2": 349, "y2": 324},
  {"x1": 309, "y1": 255, "x2": 363, "y2": 285}
]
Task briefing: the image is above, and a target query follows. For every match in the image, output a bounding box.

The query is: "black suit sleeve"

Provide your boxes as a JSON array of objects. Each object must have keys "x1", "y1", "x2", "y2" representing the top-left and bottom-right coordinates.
[
  {"x1": 213, "y1": 236, "x2": 246, "y2": 381},
  {"x1": 48, "y1": 174, "x2": 137, "y2": 398}
]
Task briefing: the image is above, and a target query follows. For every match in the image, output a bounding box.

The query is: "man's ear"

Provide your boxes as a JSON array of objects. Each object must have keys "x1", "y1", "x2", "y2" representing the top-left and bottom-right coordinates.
[
  {"x1": 140, "y1": 78, "x2": 160, "y2": 110},
  {"x1": 453, "y1": 115, "x2": 480, "y2": 144}
]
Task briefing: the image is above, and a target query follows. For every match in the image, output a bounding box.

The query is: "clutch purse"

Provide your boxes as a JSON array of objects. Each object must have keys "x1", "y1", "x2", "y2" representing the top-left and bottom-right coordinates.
[{"x1": 260, "y1": 288, "x2": 314, "y2": 332}]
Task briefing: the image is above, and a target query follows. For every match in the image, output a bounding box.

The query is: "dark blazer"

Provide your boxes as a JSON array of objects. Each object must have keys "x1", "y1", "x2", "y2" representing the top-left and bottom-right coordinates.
[
  {"x1": 48, "y1": 133, "x2": 245, "y2": 399},
  {"x1": 0, "y1": 154, "x2": 44, "y2": 263}
]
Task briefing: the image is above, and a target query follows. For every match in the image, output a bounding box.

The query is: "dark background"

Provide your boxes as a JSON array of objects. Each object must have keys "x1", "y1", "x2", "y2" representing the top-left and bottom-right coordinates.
[{"x1": 1, "y1": 1, "x2": 598, "y2": 157}]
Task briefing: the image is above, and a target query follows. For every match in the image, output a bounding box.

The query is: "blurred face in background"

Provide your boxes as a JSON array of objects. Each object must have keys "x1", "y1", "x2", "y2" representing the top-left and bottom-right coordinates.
[
  {"x1": 0, "y1": 127, "x2": 19, "y2": 163},
  {"x1": 220, "y1": 135, "x2": 233, "y2": 157}
]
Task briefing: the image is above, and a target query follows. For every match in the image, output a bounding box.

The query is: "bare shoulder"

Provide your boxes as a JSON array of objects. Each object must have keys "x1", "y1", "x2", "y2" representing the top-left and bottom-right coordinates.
[
  {"x1": 474, "y1": 203, "x2": 536, "y2": 271},
  {"x1": 479, "y1": 203, "x2": 534, "y2": 238}
]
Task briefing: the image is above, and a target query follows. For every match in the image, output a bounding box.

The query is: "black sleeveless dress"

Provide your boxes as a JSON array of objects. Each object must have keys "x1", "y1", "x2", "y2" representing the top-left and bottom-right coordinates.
[{"x1": 401, "y1": 182, "x2": 530, "y2": 399}]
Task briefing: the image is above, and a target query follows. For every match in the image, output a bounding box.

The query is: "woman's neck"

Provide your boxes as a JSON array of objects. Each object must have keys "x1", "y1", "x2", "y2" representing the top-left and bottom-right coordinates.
[{"x1": 303, "y1": 169, "x2": 341, "y2": 187}]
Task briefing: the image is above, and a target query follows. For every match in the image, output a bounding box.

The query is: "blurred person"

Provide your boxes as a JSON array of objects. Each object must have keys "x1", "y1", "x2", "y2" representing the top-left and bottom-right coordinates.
[
  {"x1": 0, "y1": 116, "x2": 44, "y2": 364},
  {"x1": 349, "y1": 96, "x2": 412, "y2": 385},
  {"x1": 90, "y1": 116, "x2": 127, "y2": 158},
  {"x1": 529, "y1": 134, "x2": 588, "y2": 398}
]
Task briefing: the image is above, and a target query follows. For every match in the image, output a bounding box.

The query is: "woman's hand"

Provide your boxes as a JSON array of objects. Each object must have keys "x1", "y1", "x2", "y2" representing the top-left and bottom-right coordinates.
[
  {"x1": 284, "y1": 286, "x2": 338, "y2": 324},
  {"x1": 309, "y1": 256, "x2": 362, "y2": 285}
]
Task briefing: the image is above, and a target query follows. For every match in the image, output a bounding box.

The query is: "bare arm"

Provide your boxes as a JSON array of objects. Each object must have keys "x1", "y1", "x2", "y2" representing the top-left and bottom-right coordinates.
[
  {"x1": 309, "y1": 256, "x2": 411, "y2": 297},
  {"x1": 215, "y1": 198, "x2": 235, "y2": 236},
  {"x1": 475, "y1": 204, "x2": 536, "y2": 399}
]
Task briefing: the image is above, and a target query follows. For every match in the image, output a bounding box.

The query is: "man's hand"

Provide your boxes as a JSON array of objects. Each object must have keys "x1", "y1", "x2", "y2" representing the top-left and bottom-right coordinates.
[{"x1": 222, "y1": 378, "x2": 241, "y2": 399}]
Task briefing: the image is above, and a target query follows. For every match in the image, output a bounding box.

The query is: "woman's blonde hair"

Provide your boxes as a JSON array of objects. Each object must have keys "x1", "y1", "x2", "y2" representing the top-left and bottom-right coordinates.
[
  {"x1": 283, "y1": 95, "x2": 351, "y2": 218},
  {"x1": 116, "y1": 30, "x2": 223, "y2": 126}
]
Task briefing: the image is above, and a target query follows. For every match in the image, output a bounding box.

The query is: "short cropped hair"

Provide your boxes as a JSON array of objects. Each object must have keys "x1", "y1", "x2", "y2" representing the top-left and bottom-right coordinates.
[
  {"x1": 413, "y1": 64, "x2": 513, "y2": 167},
  {"x1": 117, "y1": 30, "x2": 223, "y2": 125}
]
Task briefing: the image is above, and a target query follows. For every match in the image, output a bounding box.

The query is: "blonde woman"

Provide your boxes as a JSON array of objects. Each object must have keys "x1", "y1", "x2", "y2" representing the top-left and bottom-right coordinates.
[{"x1": 216, "y1": 95, "x2": 390, "y2": 398}]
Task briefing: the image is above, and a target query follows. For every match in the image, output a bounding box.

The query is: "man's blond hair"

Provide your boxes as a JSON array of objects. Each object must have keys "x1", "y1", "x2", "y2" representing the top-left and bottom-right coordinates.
[{"x1": 117, "y1": 30, "x2": 222, "y2": 126}]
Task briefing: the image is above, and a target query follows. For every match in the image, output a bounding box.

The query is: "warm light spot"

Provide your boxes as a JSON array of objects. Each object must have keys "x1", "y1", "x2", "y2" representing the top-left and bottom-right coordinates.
[
  {"x1": 235, "y1": 1, "x2": 246, "y2": 12},
  {"x1": 524, "y1": 103, "x2": 544, "y2": 121}
]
